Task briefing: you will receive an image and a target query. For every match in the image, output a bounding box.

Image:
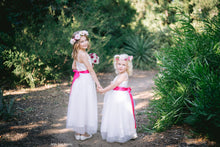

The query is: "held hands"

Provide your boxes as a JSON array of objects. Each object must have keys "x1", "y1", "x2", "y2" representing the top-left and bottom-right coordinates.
[
  {"x1": 97, "y1": 87, "x2": 105, "y2": 94},
  {"x1": 97, "y1": 85, "x2": 105, "y2": 94},
  {"x1": 97, "y1": 84, "x2": 102, "y2": 89}
]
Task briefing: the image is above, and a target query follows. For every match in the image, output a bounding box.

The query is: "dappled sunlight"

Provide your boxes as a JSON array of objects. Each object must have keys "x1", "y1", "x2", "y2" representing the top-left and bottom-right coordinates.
[
  {"x1": 10, "y1": 121, "x2": 48, "y2": 130},
  {"x1": 133, "y1": 90, "x2": 154, "y2": 100},
  {"x1": 133, "y1": 90, "x2": 154, "y2": 110},
  {"x1": 1, "y1": 132, "x2": 28, "y2": 142},
  {"x1": 1, "y1": 70, "x2": 157, "y2": 145},
  {"x1": 0, "y1": 69, "x2": 213, "y2": 146},
  {"x1": 4, "y1": 82, "x2": 70, "y2": 97},
  {"x1": 64, "y1": 88, "x2": 70, "y2": 93},
  {"x1": 51, "y1": 123, "x2": 63, "y2": 127},
  {"x1": 39, "y1": 128, "x2": 71, "y2": 136},
  {"x1": 141, "y1": 133, "x2": 163, "y2": 144},
  {"x1": 58, "y1": 116, "x2": 67, "y2": 122},
  {"x1": 135, "y1": 101, "x2": 149, "y2": 110},
  {"x1": 132, "y1": 74, "x2": 149, "y2": 78}
]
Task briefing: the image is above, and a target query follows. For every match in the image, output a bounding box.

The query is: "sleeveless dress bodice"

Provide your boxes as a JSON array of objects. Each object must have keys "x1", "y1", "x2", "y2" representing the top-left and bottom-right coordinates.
[
  {"x1": 112, "y1": 75, "x2": 128, "y2": 88},
  {"x1": 75, "y1": 55, "x2": 92, "y2": 71}
]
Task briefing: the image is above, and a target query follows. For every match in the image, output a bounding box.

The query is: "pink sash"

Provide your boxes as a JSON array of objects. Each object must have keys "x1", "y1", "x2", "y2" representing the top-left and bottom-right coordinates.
[
  {"x1": 113, "y1": 86, "x2": 136, "y2": 128},
  {"x1": 70, "y1": 70, "x2": 89, "y2": 94}
]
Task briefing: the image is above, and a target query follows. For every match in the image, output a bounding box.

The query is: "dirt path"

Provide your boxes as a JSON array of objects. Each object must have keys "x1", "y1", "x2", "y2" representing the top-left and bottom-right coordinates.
[{"x1": 0, "y1": 70, "x2": 214, "y2": 147}]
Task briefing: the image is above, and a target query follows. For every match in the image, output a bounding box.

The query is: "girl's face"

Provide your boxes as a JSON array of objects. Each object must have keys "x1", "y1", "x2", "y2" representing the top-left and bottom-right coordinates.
[
  {"x1": 79, "y1": 36, "x2": 89, "y2": 50},
  {"x1": 116, "y1": 60, "x2": 128, "y2": 74}
]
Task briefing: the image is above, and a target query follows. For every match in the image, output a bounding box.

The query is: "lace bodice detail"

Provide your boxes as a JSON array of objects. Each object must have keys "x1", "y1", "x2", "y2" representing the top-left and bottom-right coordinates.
[{"x1": 75, "y1": 54, "x2": 92, "y2": 71}]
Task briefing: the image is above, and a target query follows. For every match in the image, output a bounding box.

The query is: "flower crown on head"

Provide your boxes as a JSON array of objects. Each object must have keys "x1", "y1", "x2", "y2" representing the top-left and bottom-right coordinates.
[
  {"x1": 70, "y1": 30, "x2": 89, "y2": 45},
  {"x1": 115, "y1": 55, "x2": 133, "y2": 61}
]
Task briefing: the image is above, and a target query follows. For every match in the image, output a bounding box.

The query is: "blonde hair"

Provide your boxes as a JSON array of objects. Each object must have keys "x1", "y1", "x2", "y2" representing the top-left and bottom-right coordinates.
[
  {"x1": 71, "y1": 31, "x2": 91, "y2": 60},
  {"x1": 113, "y1": 54, "x2": 133, "y2": 76}
]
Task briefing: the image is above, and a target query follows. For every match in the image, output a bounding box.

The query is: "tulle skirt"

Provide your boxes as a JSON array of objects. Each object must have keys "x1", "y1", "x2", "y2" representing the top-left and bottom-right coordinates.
[
  {"x1": 66, "y1": 74, "x2": 97, "y2": 134},
  {"x1": 101, "y1": 90, "x2": 137, "y2": 143}
]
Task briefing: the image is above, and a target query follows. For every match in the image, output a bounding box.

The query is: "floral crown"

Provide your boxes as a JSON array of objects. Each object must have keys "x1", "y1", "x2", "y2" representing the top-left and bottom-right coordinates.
[
  {"x1": 70, "y1": 30, "x2": 89, "y2": 45},
  {"x1": 114, "y1": 55, "x2": 133, "y2": 61}
]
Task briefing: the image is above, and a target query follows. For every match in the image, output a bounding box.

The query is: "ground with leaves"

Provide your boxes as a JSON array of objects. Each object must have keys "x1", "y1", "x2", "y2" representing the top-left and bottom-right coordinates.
[{"x1": 0, "y1": 70, "x2": 216, "y2": 147}]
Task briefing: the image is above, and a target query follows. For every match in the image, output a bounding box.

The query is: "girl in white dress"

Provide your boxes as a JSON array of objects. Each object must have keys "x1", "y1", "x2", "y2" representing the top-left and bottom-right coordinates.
[
  {"x1": 98, "y1": 54, "x2": 137, "y2": 143},
  {"x1": 66, "y1": 30, "x2": 102, "y2": 140}
]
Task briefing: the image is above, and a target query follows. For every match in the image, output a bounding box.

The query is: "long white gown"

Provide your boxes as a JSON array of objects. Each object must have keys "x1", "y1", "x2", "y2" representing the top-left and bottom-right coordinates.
[
  {"x1": 101, "y1": 74, "x2": 137, "y2": 143},
  {"x1": 66, "y1": 57, "x2": 97, "y2": 135}
]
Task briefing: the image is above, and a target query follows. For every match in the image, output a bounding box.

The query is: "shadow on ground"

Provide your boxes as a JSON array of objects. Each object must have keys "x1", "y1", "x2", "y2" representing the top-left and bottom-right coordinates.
[{"x1": 0, "y1": 70, "x2": 216, "y2": 147}]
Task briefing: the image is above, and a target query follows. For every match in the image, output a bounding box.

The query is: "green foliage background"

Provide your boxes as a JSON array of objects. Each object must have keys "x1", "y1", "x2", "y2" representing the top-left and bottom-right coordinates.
[
  {"x1": 0, "y1": 0, "x2": 220, "y2": 141},
  {"x1": 1, "y1": 0, "x2": 137, "y2": 88},
  {"x1": 1, "y1": 0, "x2": 218, "y2": 88},
  {"x1": 148, "y1": 12, "x2": 220, "y2": 141}
]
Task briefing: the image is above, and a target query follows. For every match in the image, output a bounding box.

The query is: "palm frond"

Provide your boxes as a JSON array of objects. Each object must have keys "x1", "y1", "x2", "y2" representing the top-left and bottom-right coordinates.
[{"x1": 124, "y1": 34, "x2": 156, "y2": 69}]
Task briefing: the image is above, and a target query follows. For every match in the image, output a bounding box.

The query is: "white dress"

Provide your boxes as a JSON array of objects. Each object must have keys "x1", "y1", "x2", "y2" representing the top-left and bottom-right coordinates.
[
  {"x1": 101, "y1": 75, "x2": 137, "y2": 143},
  {"x1": 66, "y1": 57, "x2": 97, "y2": 134}
]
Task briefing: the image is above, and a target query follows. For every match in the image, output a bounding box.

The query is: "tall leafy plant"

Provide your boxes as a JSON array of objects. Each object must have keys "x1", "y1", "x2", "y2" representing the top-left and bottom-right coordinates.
[
  {"x1": 123, "y1": 34, "x2": 156, "y2": 69},
  {"x1": 148, "y1": 13, "x2": 220, "y2": 141}
]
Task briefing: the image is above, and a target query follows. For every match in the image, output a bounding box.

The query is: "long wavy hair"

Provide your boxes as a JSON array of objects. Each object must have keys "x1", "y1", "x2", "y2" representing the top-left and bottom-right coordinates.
[{"x1": 71, "y1": 31, "x2": 91, "y2": 60}]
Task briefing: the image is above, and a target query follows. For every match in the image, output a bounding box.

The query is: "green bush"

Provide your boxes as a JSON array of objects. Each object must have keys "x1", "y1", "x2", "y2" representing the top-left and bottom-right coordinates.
[
  {"x1": 1, "y1": 0, "x2": 137, "y2": 88},
  {"x1": 148, "y1": 13, "x2": 220, "y2": 141},
  {"x1": 3, "y1": 15, "x2": 72, "y2": 88}
]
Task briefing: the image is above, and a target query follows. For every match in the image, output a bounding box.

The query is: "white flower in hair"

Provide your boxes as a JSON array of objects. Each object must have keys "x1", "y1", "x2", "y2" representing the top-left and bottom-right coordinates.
[
  {"x1": 69, "y1": 30, "x2": 89, "y2": 45},
  {"x1": 70, "y1": 38, "x2": 76, "y2": 45},
  {"x1": 80, "y1": 30, "x2": 89, "y2": 36},
  {"x1": 75, "y1": 34, "x2": 81, "y2": 40}
]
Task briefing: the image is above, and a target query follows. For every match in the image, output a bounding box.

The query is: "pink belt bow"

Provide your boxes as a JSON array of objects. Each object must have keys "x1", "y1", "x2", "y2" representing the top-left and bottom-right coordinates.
[
  {"x1": 70, "y1": 70, "x2": 89, "y2": 94},
  {"x1": 113, "y1": 86, "x2": 136, "y2": 128}
]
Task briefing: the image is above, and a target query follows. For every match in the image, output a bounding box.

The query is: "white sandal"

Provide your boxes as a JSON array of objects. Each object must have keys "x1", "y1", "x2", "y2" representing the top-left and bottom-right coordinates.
[
  {"x1": 131, "y1": 133, "x2": 138, "y2": 139},
  {"x1": 75, "y1": 135, "x2": 81, "y2": 140},
  {"x1": 80, "y1": 134, "x2": 92, "y2": 140}
]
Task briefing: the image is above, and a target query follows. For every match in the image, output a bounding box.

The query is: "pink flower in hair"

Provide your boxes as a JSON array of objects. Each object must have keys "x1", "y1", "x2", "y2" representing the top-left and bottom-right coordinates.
[
  {"x1": 70, "y1": 38, "x2": 76, "y2": 45},
  {"x1": 75, "y1": 34, "x2": 81, "y2": 40},
  {"x1": 128, "y1": 56, "x2": 133, "y2": 61},
  {"x1": 70, "y1": 30, "x2": 89, "y2": 45},
  {"x1": 115, "y1": 55, "x2": 120, "y2": 61}
]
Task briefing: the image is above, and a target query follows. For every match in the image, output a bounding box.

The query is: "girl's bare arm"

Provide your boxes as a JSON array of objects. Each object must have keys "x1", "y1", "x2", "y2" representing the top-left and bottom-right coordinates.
[
  {"x1": 79, "y1": 52, "x2": 102, "y2": 88},
  {"x1": 98, "y1": 73, "x2": 127, "y2": 93},
  {"x1": 72, "y1": 60, "x2": 76, "y2": 70}
]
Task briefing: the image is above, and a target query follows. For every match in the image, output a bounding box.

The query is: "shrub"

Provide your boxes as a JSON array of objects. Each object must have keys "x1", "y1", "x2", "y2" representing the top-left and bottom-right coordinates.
[
  {"x1": 3, "y1": 15, "x2": 71, "y2": 88},
  {"x1": 1, "y1": 0, "x2": 137, "y2": 88},
  {"x1": 148, "y1": 13, "x2": 220, "y2": 141}
]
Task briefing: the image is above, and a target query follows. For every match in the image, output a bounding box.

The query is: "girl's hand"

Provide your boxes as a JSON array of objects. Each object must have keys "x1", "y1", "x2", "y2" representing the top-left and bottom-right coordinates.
[
  {"x1": 97, "y1": 84, "x2": 103, "y2": 89},
  {"x1": 97, "y1": 87, "x2": 104, "y2": 93}
]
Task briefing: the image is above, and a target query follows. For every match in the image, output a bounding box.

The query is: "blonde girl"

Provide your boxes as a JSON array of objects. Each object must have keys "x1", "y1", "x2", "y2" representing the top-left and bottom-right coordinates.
[{"x1": 98, "y1": 54, "x2": 137, "y2": 143}]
